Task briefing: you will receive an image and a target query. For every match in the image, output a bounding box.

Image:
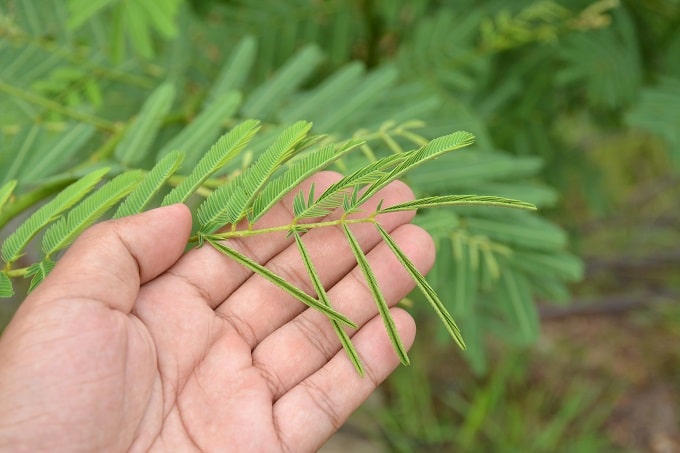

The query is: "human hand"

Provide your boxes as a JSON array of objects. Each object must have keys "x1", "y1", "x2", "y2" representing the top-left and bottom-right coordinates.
[{"x1": 0, "y1": 172, "x2": 434, "y2": 452}]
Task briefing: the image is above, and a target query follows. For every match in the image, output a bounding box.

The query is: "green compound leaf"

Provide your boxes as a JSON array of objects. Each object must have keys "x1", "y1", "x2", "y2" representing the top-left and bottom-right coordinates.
[
  {"x1": 499, "y1": 270, "x2": 539, "y2": 343},
  {"x1": 378, "y1": 194, "x2": 537, "y2": 214},
  {"x1": 1, "y1": 168, "x2": 110, "y2": 265},
  {"x1": 356, "y1": 131, "x2": 476, "y2": 207},
  {"x1": 376, "y1": 223, "x2": 466, "y2": 350},
  {"x1": 114, "y1": 151, "x2": 184, "y2": 218},
  {"x1": 196, "y1": 182, "x2": 249, "y2": 235},
  {"x1": 114, "y1": 82, "x2": 176, "y2": 166},
  {"x1": 294, "y1": 231, "x2": 365, "y2": 376},
  {"x1": 249, "y1": 139, "x2": 363, "y2": 224},
  {"x1": 293, "y1": 153, "x2": 405, "y2": 220},
  {"x1": 162, "y1": 119, "x2": 260, "y2": 206},
  {"x1": 20, "y1": 123, "x2": 97, "y2": 183},
  {"x1": 0, "y1": 271, "x2": 14, "y2": 298},
  {"x1": 242, "y1": 45, "x2": 325, "y2": 119},
  {"x1": 342, "y1": 224, "x2": 410, "y2": 366},
  {"x1": 67, "y1": 0, "x2": 117, "y2": 30},
  {"x1": 25, "y1": 259, "x2": 56, "y2": 293},
  {"x1": 197, "y1": 121, "x2": 311, "y2": 232},
  {"x1": 236, "y1": 121, "x2": 313, "y2": 220},
  {"x1": 42, "y1": 170, "x2": 143, "y2": 257},
  {"x1": 206, "y1": 238, "x2": 357, "y2": 329}
]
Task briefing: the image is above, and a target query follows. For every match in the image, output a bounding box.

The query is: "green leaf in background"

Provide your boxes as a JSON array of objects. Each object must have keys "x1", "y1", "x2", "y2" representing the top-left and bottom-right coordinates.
[
  {"x1": 312, "y1": 66, "x2": 399, "y2": 133},
  {"x1": 0, "y1": 180, "x2": 17, "y2": 214},
  {"x1": 20, "y1": 123, "x2": 97, "y2": 183},
  {"x1": 157, "y1": 91, "x2": 242, "y2": 167},
  {"x1": 242, "y1": 45, "x2": 325, "y2": 119},
  {"x1": 498, "y1": 271, "x2": 539, "y2": 343},
  {"x1": 626, "y1": 76, "x2": 680, "y2": 167},
  {"x1": 68, "y1": 0, "x2": 182, "y2": 59},
  {"x1": 114, "y1": 82, "x2": 176, "y2": 166},
  {"x1": 1, "y1": 125, "x2": 40, "y2": 184},
  {"x1": 465, "y1": 212, "x2": 567, "y2": 252},
  {"x1": 204, "y1": 36, "x2": 257, "y2": 108},
  {"x1": 279, "y1": 62, "x2": 365, "y2": 124},
  {"x1": 67, "y1": 0, "x2": 118, "y2": 30}
]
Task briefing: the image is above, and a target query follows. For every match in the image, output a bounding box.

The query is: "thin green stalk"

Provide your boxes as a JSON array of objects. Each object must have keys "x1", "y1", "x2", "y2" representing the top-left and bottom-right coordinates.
[
  {"x1": 4, "y1": 268, "x2": 28, "y2": 278},
  {"x1": 195, "y1": 216, "x2": 374, "y2": 243}
]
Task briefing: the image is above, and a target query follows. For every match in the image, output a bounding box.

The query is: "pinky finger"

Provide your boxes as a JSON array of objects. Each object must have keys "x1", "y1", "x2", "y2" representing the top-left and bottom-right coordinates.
[{"x1": 271, "y1": 308, "x2": 416, "y2": 452}]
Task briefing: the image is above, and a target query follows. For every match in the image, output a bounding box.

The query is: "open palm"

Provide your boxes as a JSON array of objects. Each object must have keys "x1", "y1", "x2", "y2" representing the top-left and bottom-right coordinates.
[{"x1": 0, "y1": 173, "x2": 434, "y2": 452}]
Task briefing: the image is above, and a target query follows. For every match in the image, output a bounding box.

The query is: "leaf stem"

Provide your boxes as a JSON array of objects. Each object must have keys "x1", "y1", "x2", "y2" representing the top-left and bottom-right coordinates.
[
  {"x1": 195, "y1": 216, "x2": 376, "y2": 243},
  {"x1": 4, "y1": 268, "x2": 28, "y2": 278}
]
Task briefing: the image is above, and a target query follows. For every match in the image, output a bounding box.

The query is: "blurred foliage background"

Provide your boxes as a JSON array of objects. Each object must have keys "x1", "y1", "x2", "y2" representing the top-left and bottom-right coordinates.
[{"x1": 1, "y1": 0, "x2": 679, "y2": 451}]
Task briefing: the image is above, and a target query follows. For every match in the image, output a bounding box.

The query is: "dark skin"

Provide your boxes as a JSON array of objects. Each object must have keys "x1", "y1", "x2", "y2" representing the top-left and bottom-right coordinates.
[{"x1": 0, "y1": 173, "x2": 434, "y2": 452}]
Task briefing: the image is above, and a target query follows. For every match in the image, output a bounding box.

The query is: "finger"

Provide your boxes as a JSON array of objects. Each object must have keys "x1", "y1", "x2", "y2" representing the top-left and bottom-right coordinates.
[
  {"x1": 153, "y1": 172, "x2": 342, "y2": 308},
  {"x1": 215, "y1": 181, "x2": 417, "y2": 347},
  {"x1": 252, "y1": 224, "x2": 434, "y2": 399},
  {"x1": 273, "y1": 308, "x2": 416, "y2": 453},
  {"x1": 27, "y1": 204, "x2": 192, "y2": 313}
]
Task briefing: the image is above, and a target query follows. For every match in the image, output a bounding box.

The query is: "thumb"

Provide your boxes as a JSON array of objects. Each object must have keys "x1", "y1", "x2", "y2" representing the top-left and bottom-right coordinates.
[{"x1": 27, "y1": 204, "x2": 192, "y2": 313}]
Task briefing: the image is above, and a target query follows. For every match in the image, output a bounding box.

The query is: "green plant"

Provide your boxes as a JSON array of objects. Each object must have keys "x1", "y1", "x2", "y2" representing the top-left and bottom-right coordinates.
[
  {"x1": 1, "y1": 104, "x2": 541, "y2": 374},
  {"x1": 0, "y1": 0, "x2": 594, "y2": 373},
  {"x1": 2, "y1": 2, "x2": 680, "y2": 451},
  {"x1": 375, "y1": 349, "x2": 620, "y2": 452}
]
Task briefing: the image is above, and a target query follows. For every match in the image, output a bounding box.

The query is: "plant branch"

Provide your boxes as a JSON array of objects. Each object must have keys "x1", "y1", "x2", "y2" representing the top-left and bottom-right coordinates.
[{"x1": 194, "y1": 216, "x2": 376, "y2": 243}]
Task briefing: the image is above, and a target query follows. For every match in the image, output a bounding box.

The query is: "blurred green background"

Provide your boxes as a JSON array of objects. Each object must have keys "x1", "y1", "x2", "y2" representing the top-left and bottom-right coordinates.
[{"x1": 1, "y1": 0, "x2": 679, "y2": 451}]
